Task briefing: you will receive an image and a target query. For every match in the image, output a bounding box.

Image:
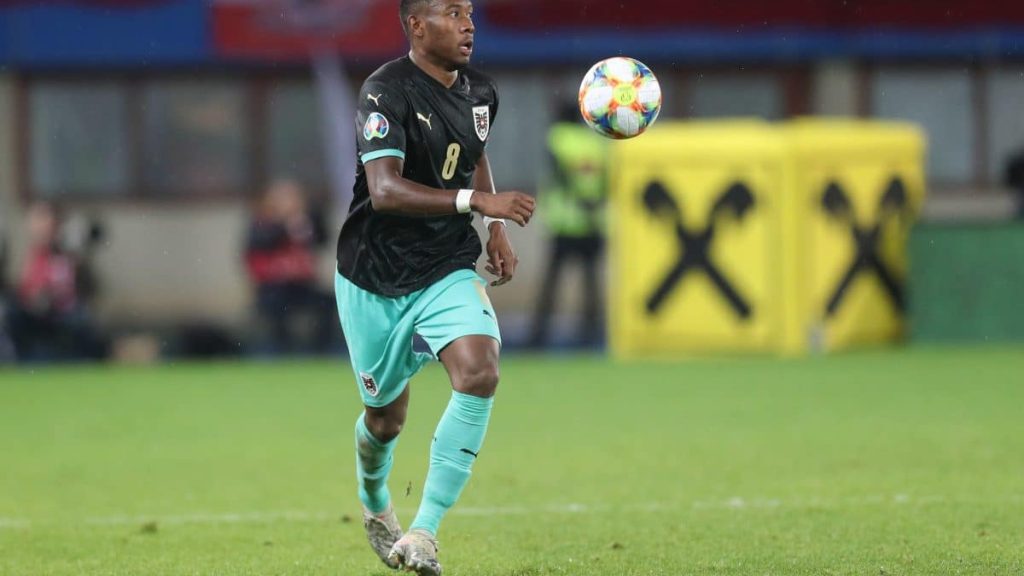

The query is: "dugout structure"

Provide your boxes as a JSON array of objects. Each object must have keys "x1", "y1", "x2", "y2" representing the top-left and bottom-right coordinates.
[{"x1": 609, "y1": 119, "x2": 926, "y2": 357}]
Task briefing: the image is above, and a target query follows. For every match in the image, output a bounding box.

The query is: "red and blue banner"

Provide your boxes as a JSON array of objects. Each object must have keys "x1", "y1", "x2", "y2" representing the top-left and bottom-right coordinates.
[
  {"x1": 0, "y1": 0, "x2": 207, "y2": 66},
  {"x1": 1, "y1": 0, "x2": 1023, "y2": 68},
  {"x1": 473, "y1": 0, "x2": 1024, "y2": 63},
  {"x1": 210, "y1": 0, "x2": 405, "y2": 60},
  {"x1": 484, "y1": 1, "x2": 1024, "y2": 29}
]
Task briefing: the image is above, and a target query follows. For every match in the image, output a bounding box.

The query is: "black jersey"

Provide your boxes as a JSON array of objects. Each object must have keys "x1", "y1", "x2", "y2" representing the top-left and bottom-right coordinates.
[{"x1": 336, "y1": 56, "x2": 499, "y2": 297}]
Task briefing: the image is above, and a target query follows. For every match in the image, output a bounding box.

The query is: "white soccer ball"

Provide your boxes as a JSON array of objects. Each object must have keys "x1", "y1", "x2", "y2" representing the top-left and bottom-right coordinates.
[{"x1": 578, "y1": 57, "x2": 662, "y2": 139}]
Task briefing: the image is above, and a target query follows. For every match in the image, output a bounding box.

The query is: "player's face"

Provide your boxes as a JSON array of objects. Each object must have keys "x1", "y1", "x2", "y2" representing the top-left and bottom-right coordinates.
[{"x1": 420, "y1": 1, "x2": 475, "y2": 69}]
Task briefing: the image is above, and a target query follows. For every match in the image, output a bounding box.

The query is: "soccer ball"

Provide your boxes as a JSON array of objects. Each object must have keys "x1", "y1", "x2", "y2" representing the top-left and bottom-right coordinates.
[{"x1": 578, "y1": 57, "x2": 662, "y2": 139}]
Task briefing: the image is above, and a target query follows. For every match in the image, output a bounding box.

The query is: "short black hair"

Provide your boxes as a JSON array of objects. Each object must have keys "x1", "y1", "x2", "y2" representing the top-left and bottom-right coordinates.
[{"x1": 399, "y1": 0, "x2": 429, "y2": 36}]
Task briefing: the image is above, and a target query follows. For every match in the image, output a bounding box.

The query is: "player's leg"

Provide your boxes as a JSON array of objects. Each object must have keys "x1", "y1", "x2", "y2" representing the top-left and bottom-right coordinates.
[
  {"x1": 336, "y1": 272, "x2": 431, "y2": 568},
  {"x1": 357, "y1": 385, "x2": 409, "y2": 514},
  {"x1": 391, "y1": 337, "x2": 498, "y2": 576},
  {"x1": 389, "y1": 270, "x2": 501, "y2": 575},
  {"x1": 411, "y1": 335, "x2": 497, "y2": 535},
  {"x1": 356, "y1": 386, "x2": 409, "y2": 570}
]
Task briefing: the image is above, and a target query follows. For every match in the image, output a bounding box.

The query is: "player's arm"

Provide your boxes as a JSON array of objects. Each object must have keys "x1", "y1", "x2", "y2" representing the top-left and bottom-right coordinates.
[
  {"x1": 365, "y1": 157, "x2": 535, "y2": 226},
  {"x1": 472, "y1": 151, "x2": 521, "y2": 286},
  {"x1": 365, "y1": 156, "x2": 462, "y2": 215},
  {"x1": 471, "y1": 151, "x2": 507, "y2": 233}
]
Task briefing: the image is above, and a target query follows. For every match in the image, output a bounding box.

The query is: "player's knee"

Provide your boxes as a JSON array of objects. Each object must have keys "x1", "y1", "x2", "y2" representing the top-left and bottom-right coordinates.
[
  {"x1": 364, "y1": 413, "x2": 404, "y2": 443},
  {"x1": 453, "y1": 361, "x2": 499, "y2": 398}
]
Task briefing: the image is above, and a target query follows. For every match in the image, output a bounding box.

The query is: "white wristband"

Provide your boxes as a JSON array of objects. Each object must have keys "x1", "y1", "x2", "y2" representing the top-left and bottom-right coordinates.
[
  {"x1": 483, "y1": 216, "x2": 506, "y2": 228},
  {"x1": 455, "y1": 189, "x2": 474, "y2": 214}
]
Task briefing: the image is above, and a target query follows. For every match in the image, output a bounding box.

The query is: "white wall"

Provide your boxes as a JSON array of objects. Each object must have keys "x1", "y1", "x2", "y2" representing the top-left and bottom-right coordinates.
[
  {"x1": 87, "y1": 204, "x2": 252, "y2": 328},
  {"x1": 813, "y1": 61, "x2": 859, "y2": 117}
]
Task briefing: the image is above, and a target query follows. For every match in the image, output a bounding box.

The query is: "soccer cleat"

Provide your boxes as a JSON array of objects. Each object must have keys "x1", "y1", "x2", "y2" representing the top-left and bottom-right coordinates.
[
  {"x1": 362, "y1": 504, "x2": 404, "y2": 569},
  {"x1": 387, "y1": 528, "x2": 442, "y2": 576}
]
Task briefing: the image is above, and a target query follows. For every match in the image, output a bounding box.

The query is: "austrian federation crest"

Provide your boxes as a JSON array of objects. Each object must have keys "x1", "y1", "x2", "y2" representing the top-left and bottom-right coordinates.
[
  {"x1": 359, "y1": 372, "x2": 379, "y2": 397},
  {"x1": 472, "y1": 105, "x2": 490, "y2": 141}
]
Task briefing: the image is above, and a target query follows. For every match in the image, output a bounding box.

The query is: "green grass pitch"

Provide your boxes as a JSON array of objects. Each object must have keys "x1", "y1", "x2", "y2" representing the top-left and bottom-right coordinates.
[{"x1": 1, "y1": 346, "x2": 1022, "y2": 575}]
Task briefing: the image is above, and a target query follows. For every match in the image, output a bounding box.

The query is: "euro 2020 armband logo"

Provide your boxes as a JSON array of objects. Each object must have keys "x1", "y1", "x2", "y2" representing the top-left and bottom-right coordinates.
[{"x1": 363, "y1": 112, "x2": 390, "y2": 141}]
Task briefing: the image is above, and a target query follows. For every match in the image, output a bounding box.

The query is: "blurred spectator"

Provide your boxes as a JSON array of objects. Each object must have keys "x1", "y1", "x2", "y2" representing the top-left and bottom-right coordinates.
[
  {"x1": 5, "y1": 202, "x2": 107, "y2": 362},
  {"x1": 1005, "y1": 148, "x2": 1024, "y2": 219},
  {"x1": 529, "y1": 104, "x2": 610, "y2": 348},
  {"x1": 244, "y1": 179, "x2": 336, "y2": 355}
]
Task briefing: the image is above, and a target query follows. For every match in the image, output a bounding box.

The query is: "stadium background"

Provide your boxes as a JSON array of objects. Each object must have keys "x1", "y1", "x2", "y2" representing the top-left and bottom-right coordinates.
[
  {"x1": 1, "y1": 0, "x2": 1022, "y2": 351},
  {"x1": 2, "y1": 2, "x2": 1024, "y2": 575}
]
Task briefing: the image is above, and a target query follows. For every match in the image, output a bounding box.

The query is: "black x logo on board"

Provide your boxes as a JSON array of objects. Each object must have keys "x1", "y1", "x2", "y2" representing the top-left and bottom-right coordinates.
[
  {"x1": 642, "y1": 181, "x2": 756, "y2": 319},
  {"x1": 820, "y1": 178, "x2": 913, "y2": 317}
]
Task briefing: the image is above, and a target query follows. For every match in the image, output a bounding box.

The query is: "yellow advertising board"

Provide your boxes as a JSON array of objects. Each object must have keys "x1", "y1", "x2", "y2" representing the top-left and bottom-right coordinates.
[
  {"x1": 609, "y1": 120, "x2": 926, "y2": 358},
  {"x1": 788, "y1": 121, "x2": 927, "y2": 352}
]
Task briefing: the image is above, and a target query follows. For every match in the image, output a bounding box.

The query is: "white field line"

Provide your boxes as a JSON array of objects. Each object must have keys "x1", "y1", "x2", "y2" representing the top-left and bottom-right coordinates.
[
  {"x1": 0, "y1": 494, "x2": 1018, "y2": 531},
  {"x1": 0, "y1": 518, "x2": 31, "y2": 529},
  {"x1": 84, "y1": 510, "x2": 336, "y2": 526}
]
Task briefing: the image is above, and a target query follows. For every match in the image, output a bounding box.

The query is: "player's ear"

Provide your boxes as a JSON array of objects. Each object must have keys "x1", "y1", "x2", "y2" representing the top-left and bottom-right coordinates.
[{"x1": 407, "y1": 13, "x2": 426, "y2": 39}]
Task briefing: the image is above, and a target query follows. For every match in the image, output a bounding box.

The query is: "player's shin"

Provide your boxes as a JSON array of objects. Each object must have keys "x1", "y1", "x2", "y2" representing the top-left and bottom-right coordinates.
[
  {"x1": 355, "y1": 412, "x2": 398, "y2": 514},
  {"x1": 410, "y1": 391, "x2": 494, "y2": 535}
]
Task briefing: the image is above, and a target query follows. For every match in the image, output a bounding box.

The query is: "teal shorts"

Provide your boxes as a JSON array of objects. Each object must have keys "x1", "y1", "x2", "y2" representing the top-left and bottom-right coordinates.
[{"x1": 335, "y1": 268, "x2": 502, "y2": 408}]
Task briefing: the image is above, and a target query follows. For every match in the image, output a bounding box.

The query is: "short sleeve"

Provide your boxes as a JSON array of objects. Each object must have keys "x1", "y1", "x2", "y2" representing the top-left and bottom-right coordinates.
[{"x1": 356, "y1": 79, "x2": 409, "y2": 165}]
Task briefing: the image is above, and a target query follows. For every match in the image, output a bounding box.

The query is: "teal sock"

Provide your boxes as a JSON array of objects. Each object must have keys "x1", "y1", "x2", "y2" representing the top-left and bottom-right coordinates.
[
  {"x1": 355, "y1": 412, "x2": 398, "y2": 514},
  {"x1": 410, "y1": 391, "x2": 494, "y2": 536}
]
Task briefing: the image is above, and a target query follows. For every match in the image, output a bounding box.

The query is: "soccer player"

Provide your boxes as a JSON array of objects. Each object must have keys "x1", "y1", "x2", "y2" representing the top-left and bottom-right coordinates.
[{"x1": 334, "y1": 1, "x2": 536, "y2": 574}]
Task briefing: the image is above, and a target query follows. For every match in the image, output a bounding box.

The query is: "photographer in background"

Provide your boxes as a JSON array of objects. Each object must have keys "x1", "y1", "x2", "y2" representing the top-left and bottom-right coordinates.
[
  {"x1": 5, "y1": 202, "x2": 108, "y2": 362},
  {"x1": 244, "y1": 179, "x2": 336, "y2": 355}
]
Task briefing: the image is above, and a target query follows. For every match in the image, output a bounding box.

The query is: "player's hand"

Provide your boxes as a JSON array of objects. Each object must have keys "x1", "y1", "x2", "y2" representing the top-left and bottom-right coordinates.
[
  {"x1": 472, "y1": 191, "x2": 536, "y2": 227},
  {"x1": 485, "y1": 222, "x2": 518, "y2": 287}
]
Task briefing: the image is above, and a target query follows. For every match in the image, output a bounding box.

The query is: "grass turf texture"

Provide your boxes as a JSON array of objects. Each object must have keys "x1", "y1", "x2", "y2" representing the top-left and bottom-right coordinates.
[{"x1": 1, "y1": 347, "x2": 1022, "y2": 575}]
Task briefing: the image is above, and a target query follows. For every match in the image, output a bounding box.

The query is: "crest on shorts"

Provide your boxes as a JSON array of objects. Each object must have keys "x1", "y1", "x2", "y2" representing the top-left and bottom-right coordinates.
[
  {"x1": 472, "y1": 105, "x2": 490, "y2": 141},
  {"x1": 359, "y1": 372, "x2": 379, "y2": 397}
]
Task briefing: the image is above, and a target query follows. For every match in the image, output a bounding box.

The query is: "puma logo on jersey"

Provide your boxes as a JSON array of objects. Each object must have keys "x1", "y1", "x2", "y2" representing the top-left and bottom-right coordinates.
[
  {"x1": 417, "y1": 112, "x2": 433, "y2": 130},
  {"x1": 366, "y1": 93, "x2": 382, "y2": 106}
]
